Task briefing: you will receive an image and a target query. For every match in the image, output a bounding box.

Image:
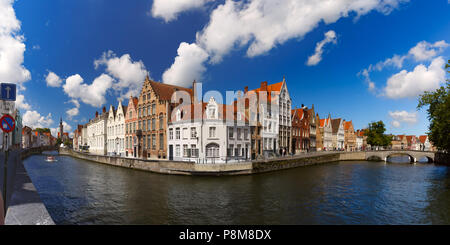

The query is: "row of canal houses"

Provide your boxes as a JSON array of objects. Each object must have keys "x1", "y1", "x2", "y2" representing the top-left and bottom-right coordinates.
[
  {"x1": 391, "y1": 135, "x2": 435, "y2": 151},
  {"x1": 73, "y1": 77, "x2": 371, "y2": 162}
]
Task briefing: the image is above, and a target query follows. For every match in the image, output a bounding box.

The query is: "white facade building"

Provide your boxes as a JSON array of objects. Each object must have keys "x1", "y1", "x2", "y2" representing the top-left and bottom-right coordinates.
[
  {"x1": 106, "y1": 101, "x2": 126, "y2": 156},
  {"x1": 356, "y1": 135, "x2": 363, "y2": 151},
  {"x1": 168, "y1": 97, "x2": 250, "y2": 163},
  {"x1": 277, "y1": 79, "x2": 292, "y2": 154},
  {"x1": 86, "y1": 109, "x2": 108, "y2": 155},
  {"x1": 331, "y1": 118, "x2": 345, "y2": 150}
]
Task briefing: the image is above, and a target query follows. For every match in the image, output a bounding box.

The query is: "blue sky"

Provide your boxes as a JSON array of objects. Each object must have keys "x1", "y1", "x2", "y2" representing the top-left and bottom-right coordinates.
[{"x1": 2, "y1": 0, "x2": 449, "y2": 136}]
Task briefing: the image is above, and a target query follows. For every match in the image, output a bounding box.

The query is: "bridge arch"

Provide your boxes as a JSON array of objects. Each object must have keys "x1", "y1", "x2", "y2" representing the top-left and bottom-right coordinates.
[
  {"x1": 365, "y1": 151, "x2": 435, "y2": 163},
  {"x1": 385, "y1": 153, "x2": 415, "y2": 163}
]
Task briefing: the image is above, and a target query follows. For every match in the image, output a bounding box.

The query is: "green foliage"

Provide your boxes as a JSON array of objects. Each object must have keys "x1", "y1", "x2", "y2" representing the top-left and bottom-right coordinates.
[
  {"x1": 364, "y1": 121, "x2": 392, "y2": 147},
  {"x1": 417, "y1": 60, "x2": 450, "y2": 152},
  {"x1": 35, "y1": 128, "x2": 50, "y2": 134},
  {"x1": 64, "y1": 139, "x2": 73, "y2": 148},
  {"x1": 55, "y1": 138, "x2": 62, "y2": 146}
]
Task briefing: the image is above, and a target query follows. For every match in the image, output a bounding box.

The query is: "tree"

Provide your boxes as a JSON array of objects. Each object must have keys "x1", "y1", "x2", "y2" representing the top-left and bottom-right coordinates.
[
  {"x1": 55, "y1": 138, "x2": 62, "y2": 146},
  {"x1": 417, "y1": 60, "x2": 450, "y2": 152},
  {"x1": 364, "y1": 121, "x2": 392, "y2": 148},
  {"x1": 35, "y1": 128, "x2": 50, "y2": 134},
  {"x1": 63, "y1": 139, "x2": 73, "y2": 148}
]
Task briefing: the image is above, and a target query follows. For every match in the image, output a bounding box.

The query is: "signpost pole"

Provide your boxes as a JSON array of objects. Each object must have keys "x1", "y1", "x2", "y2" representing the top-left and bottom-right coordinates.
[{"x1": 0, "y1": 83, "x2": 17, "y2": 222}]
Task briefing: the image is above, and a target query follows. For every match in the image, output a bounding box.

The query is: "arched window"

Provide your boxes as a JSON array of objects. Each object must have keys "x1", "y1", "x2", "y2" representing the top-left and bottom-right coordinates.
[{"x1": 206, "y1": 143, "x2": 220, "y2": 158}]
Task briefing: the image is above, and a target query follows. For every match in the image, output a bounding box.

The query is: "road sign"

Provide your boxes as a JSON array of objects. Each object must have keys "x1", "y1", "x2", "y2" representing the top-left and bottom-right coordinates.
[
  {"x1": 0, "y1": 114, "x2": 15, "y2": 133},
  {"x1": 0, "y1": 83, "x2": 16, "y2": 101}
]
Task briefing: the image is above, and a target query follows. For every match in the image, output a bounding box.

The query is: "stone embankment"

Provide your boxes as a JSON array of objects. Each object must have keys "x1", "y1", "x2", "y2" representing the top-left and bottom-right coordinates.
[
  {"x1": 2, "y1": 146, "x2": 56, "y2": 225},
  {"x1": 59, "y1": 148, "x2": 368, "y2": 176}
]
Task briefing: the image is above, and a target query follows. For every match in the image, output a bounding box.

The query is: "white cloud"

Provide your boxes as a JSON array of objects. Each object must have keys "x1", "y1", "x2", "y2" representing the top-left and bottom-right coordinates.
[
  {"x1": 384, "y1": 56, "x2": 446, "y2": 99},
  {"x1": 151, "y1": 0, "x2": 213, "y2": 22},
  {"x1": 15, "y1": 93, "x2": 31, "y2": 110},
  {"x1": 196, "y1": 0, "x2": 406, "y2": 63},
  {"x1": 94, "y1": 51, "x2": 147, "y2": 99},
  {"x1": 62, "y1": 121, "x2": 72, "y2": 132},
  {"x1": 162, "y1": 42, "x2": 209, "y2": 87},
  {"x1": 360, "y1": 40, "x2": 449, "y2": 91},
  {"x1": 162, "y1": 0, "x2": 406, "y2": 85},
  {"x1": 0, "y1": 0, "x2": 31, "y2": 87},
  {"x1": 23, "y1": 110, "x2": 54, "y2": 129},
  {"x1": 391, "y1": 120, "x2": 401, "y2": 128},
  {"x1": 408, "y1": 40, "x2": 449, "y2": 62},
  {"x1": 388, "y1": 110, "x2": 417, "y2": 128},
  {"x1": 306, "y1": 30, "x2": 337, "y2": 66},
  {"x1": 66, "y1": 99, "x2": 80, "y2": 119},
  {"x1": 45, "y1": 71, "x2": 62, "y2": 87},
  {"x1": 63, "y1": 74, "x2": 113, "y2": 107}
]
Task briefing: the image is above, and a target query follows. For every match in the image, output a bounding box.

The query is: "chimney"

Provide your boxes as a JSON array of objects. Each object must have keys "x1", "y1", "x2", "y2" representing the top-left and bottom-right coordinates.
[
  {"x1": 102, "y1": 106, "x2": 106, "y2": 114},
  {"x1": 261, "y1": 81, "x2": 268, "y2": 91},
  {"x1": 244, "y1": 86, "x2": 248, "y2": 93},
  {"x1": 95, "y1": 111, "x2": 98, "y2": 118}
]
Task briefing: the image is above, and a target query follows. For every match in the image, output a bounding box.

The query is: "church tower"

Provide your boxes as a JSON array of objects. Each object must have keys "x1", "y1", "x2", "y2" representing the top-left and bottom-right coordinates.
[{"x1": 59, "y1": 117, "x2": 63, "y2": 139}]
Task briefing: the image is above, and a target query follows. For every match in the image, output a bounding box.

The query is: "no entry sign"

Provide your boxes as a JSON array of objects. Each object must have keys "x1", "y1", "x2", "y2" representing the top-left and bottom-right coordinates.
[{"x1": 0, "y1": 114, "x2": 15, "y2": 133}]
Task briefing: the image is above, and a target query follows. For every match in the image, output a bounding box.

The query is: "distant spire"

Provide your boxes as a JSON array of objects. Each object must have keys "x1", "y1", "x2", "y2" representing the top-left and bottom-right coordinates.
[{"x1": 282, "y1": 75, "x2": 286, "y2": 82}]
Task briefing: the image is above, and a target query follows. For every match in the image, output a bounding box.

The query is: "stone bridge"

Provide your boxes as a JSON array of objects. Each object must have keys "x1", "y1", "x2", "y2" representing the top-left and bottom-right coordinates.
[{"x1": 365, "y1": 150, "x2": 436, "y2": 163}]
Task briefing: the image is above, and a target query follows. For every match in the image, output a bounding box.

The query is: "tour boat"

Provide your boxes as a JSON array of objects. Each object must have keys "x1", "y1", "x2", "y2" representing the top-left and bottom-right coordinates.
[{"x1": 45, "y1": 156, "x2": 57, "y2": 162}]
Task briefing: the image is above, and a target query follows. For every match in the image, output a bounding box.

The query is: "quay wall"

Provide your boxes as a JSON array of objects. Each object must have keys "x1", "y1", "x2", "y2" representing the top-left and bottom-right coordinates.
[
  {"x1": 2, "y1": 146, "x2": 56, "y2": 225},
  {"x1": 59, "y1": 148, "x2": 371, "y2": 176}
]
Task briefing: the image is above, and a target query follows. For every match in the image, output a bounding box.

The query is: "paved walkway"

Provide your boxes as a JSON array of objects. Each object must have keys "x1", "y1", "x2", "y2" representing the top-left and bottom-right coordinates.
[{"x1": 4, "y1": 160, "x2": 54, "y2": 225}]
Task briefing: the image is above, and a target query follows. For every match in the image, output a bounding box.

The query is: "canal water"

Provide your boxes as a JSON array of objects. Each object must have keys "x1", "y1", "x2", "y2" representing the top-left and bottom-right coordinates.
[{"x1": 24, "y1": 152, "x2": 450, "y2": 225}]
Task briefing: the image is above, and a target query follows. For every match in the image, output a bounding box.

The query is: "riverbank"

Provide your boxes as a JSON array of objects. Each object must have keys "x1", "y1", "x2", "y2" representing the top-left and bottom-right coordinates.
[
  {"x1": 3, "y1": 147, "x2": 56, "y2": 225},
  {"x1": 59, "y1": 148, "x2": 370, "y2": 176}
]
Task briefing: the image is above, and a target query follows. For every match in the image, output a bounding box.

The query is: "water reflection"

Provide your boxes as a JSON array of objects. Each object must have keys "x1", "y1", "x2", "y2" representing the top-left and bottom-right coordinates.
[{"x1": 24, "y1": 153, "x2": 450, "y2": 224}]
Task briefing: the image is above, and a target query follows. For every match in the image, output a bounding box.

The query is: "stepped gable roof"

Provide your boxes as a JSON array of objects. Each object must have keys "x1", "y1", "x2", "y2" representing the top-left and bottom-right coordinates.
[
  {"x1": 331, "y1": 118, "x2": 342, "y2": 134},
  {"x1": 247, "y1": 81, "x2": 284, "y2": 103},
  {"x1": 319, "y1": 119, "x2": 326, "y2": 127},
  {"x1": 419, "y1": 135, "x2": 428, "y2": 144},
  {"x1": 356, "y1": 130, "x2": 365, "y2": 137},
  {"x1": 291, "y1": 108, "x2": 304, "y2": 120},
  {"x1": 149, "y1": 80, "x2": 193, "y2": 101},
  {"x1": 344, "y1": 120, "x2": 353, "y2": 130},
  {"x1": 406, "y1": 135, "x2": 416, "y2": 143}
]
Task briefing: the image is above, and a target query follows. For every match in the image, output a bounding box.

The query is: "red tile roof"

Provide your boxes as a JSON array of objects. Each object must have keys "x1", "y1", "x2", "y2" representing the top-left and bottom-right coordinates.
[
  {"x1": 418, "y1": 135, "x2": 428, "y2": 144},
  {"x1": 149, "y1": 80, "x2": 193, "y2": 101},
  {"x1": 343, "y1": 121, "x2": 353, "y2": 130}
]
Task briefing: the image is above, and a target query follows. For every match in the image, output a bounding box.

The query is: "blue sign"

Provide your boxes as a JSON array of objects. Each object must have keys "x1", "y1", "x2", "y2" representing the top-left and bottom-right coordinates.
[
  {"x1": 0, "y1": 114, "x2": 15, "y2": 133},
  {"x1": 0, "y1": 83, "x2": 16, "y2": 101}
]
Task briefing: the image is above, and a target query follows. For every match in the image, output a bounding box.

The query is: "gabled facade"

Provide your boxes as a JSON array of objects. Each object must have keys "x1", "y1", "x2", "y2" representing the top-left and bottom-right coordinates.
[
  {"x1": 291, "y1": 106, "x2": 309, "y2": 154},
  {"x1": 137, "y1": 76, "x2": 194, "y2": 159},
  {"x1": 241, "y1": 78, "x2": 290, "y2": 158},
  {"x1": 167, "y1": 97, "x2": 250, "y2": 163},
  {"x1": 406, "y1": 135, "x2": 418, "y2": 150},
  {"x1": 106, "y1": 101, "x2": 127, "y2": 156},
  {"x1": 318, "y1": 114, "x2": 333, "y2": 151},
  {"x1": 418, "y1": 135, "x2": 431, "y2": 151},
  {"x1": 22, "y1": 126, "x2": 32, "y2": 149},
  {"x1": 86, "y1": 107, "x2": 108, "y2": 155},
  {"x1": 331, "y1": 118, "x2": 345, "y2": 150},
  {"x1": 125, "y1": 96, "x2": 139, "y2": 158},
  {"x1": 343, "y1": 120, "x2": 356, "y2": 151},
  {"x1": 355, "y1": 130, "x2": 364, "y2": 151},
  {"x1": 307, "y1": 105, "x2": 317, "y2": 151}
]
